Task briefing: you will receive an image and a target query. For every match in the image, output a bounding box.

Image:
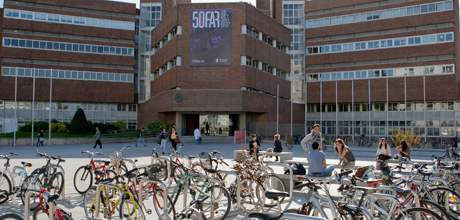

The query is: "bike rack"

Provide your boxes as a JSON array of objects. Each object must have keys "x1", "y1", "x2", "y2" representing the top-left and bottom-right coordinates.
[{"x1": 24, "y1": 191, "x2": 30, "y2": 220}]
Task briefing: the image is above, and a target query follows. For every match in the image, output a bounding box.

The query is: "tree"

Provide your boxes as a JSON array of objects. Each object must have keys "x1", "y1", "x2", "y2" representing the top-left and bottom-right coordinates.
[
  {"x1": 70, "y1": 108, "x2": 90, "y2": 134},
  {"x1": 392, "y1": 129, "x2": 421, "y2": 147}
]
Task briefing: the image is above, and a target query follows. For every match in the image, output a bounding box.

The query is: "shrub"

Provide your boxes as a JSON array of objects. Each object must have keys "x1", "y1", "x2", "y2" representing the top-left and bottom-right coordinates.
[
  {"x1": 111, "y1": 121, "x2": 127, "y2": 131},
  {"x1": 51, "y1": 122, "x2": 69, "y2": 133},
  {"x1": 147, "y1": 121, "x2": 171, "y2": 134},
  {"x1": 19, "y1": 121, "x2": 49, "y2": 132},
  {"x1": 70, "y1": 108, "x2": 91, "y2": 134},
  {"x1": 92, "y1": 123, "x2": 119, "y2": 134},
  {"x1": 392, "y1": 129, "x2": 421, "y2": 147}
]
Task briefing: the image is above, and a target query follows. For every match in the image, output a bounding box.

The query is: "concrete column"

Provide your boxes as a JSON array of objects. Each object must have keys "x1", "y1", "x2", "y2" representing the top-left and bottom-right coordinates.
[
  {"x1": 239, "y1": 113, "x2": 246, "y2": 132},
  {"x1": 175, "y1": 112, "x2": 183, "y2": 135}
]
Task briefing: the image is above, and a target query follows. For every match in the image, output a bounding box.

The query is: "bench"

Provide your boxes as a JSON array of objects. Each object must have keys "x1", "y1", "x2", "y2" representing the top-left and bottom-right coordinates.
[{"x1": 233, "y1": 150, "x2": 294, "y2": 162}]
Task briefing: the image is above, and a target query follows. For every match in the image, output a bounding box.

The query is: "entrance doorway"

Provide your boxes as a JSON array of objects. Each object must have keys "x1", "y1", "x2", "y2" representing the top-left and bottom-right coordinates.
[{"x1": 182, "y1": 113, "x2": 239, "y2": 136}]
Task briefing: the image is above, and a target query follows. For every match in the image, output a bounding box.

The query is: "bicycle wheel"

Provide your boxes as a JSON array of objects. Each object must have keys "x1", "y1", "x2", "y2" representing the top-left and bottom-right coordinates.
[
  {"x1": 339, "y1": 205, "x2": 373, "y2": 220},
  {"x1": 257, "y1": 174, "x2": 286, "y2": 207},
  {"x1": 396, "y1": 207, "x2": 442, "y2": 220},
  {"x1": 83, "y1": 186, "x2": 99, "y2": 218},
  {"x1": 201, "y1": 185, "x2": 231, "y2": 219},
  {"x1": 419, "y1": 199, "x2": 453, "y2": 220},
  {"x1": 423, "y1": 186, "x2": 460, "y2": 218},
  {"x1": 48, "y1": 172, "x2": 64, "y2": 196},
  {"x1": 0, "y1": 213, "x2": 23, "y2": 220},
  {"x1": 119, "y1": 196, "x2": 146, "y2": 220},
  {"x1": 149, "y1": 184, "x2": 175, "y2": 219},
  {"x1": 237, "y1": 178, "x2": 264, "y2": 212},
  {"x1": 33, "y1": 207, "x2": 72, "y2": 220},
  {"x1": 20, "y1": 175, "x2": 42, "y2": 210},
  {"x1": 0, "y1": 172, "x2": 12, "y2": 204},
  {"x1": 73, "y1": 166, "x2": 93, "y2": 194}
]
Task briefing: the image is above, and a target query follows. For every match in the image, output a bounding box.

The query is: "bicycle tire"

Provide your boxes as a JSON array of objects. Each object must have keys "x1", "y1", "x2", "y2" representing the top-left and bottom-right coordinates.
[
  {"x1": 201, "y1": 185, "x2": 231, "y2": 220},
  {"x1": 237, "y1": 178, "x2": 265, "y2": 213},
  {"x1": 257, "y1": 174, "x2": 287, "y2": 207},
  {"x1": 0, "y1": 213, "x2": 23, "y2": 220},
  {"x1": 0, "y1": 172, "x2": 12, "y2": 204},
  {"x1": 420, "y1": 199, "x2": 453, "y2": 220},
  {"x1": 20, "y1": 175, "x2": 42, "y2": 210},
  {"x1": 340, "y1": 205, "x2": 373, "y2": 220},
  {"x1": 119, "y1": 195, "x2": 145, "y2": 220},
  {"x1": 150, "y1": 185, "x2": 176, "y2": 219},
  {"x1": 396, "y1": 207, "x2": 443, "y2": 220},
  {"x1": 423, "y1": 186, "x2": 460, "y2": 218},
  {"x1": 33, "y1": 207, "x2": 73, "y2": 220},
  {"x1": 73, "y1": 166, "x2": 93, "y2": 194},
  {"x1": 48, "y1": 172, "x2": 64, "y2": 196}
]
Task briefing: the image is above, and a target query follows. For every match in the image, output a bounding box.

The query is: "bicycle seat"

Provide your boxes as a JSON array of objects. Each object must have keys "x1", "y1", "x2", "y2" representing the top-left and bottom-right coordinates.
[
  {"x1": 265, "y1": 190, "x2": 289, "y2": 200},
  {"x1": 248, "y1": 211, "x2": 282, "y2": 220},
  {"x1": 51, "y1": 156, "x2": 65, "y2": 163},
  {"x1": 47, "y1": 194, "x2": 60, "y2": 203},
  {"x1": 21, "y1": 162, "x2": 32, "y2": 167}
]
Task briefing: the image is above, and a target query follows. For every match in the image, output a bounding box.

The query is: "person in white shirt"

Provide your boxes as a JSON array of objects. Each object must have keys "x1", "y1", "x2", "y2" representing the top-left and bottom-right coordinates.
[
  {"x1": 194, "y1": 128, "x2": 202, "y2": 144},
  {"x1": 376, "y1": 138, "x2": 392, "y2": 174}
]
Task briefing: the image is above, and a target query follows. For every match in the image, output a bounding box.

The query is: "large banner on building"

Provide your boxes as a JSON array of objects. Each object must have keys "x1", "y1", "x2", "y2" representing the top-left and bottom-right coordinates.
[{"x1": 190, "y1": 9, "x2": 232, "y2": 66}]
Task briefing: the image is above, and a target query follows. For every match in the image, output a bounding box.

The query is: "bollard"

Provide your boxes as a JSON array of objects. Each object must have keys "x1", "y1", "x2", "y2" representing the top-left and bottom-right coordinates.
[
  {"x1": 94, "y1": 185, "x2": 102, "y2": 219},
  {"x1": 24, "y1": 191, "x2": 30, "y2": 220},
  {"x1": 48, "y1": 202, "x2": 55, "y2": 220}
]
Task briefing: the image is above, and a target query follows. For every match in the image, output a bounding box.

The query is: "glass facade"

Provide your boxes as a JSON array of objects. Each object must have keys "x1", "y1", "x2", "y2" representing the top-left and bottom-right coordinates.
[
  {"x1": 307, "y1": 32, "x2": 454, "y2": 55},
  {"x1": 307, "y1": 64, "x2": 455, "y2": 81},
  {"x1": 4, "y1": 8, "x2": 135, "y2": 30},
  {"x1": 283, "y1": 0, "x2": 305, "y2": 103},
  {"x1": 2, "y1": 67, "x2": 133, "y2": 83},
  {"x1": 3, "y1": 37, "x2": 134, "y2": 56},
  {"x1": 138, "y1": 3, "x2": 162, "y2": 102},
  {"x1": 306, "y1": 0, "x2": 453, "y2": 29}
]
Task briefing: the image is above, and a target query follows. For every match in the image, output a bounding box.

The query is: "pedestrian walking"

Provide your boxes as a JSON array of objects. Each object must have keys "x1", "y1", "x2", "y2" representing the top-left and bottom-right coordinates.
[
  {"x1": 194, "y1": 127, "x2": 202, "y2": 144},
  {"x1": 136, "y1": 127, "x2": 145, "y2": 147},
  {"x1": 93, "y1": 127, "x2": 102, "y2": 149},
  {"x1": 37, "y1": 129, "x2": 45, "y2": 146},
  {"x1": 273, "y1": 133, "x2": 282, "y2": 161},
  {"x1": 159, "y1": 129, "x2": 168, "y2": 154},
  {"x1": 169, "y1": 127, "x2": 180, "y2": 152},
  {"x1": 301, "y1": 124, "x2": 322, "y2": 155}
]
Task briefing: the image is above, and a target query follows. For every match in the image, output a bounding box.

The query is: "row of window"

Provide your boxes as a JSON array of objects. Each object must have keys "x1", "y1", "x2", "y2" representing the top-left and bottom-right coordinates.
[
  {"x1": 307, "y1": 64, "x2": 455, "y2": 81},
  {"x1": 307, "y1": 32, "x2": 454, "y2": 55},
  {"x1": 152, "y1": 56, "x2": 182, "y2": 79},
  {"x1": 152, "y1": 26, "x2": 181, "y2": 55},
  {"x1": 315, "y1": 124, "x2": 454, "y2": 137},
  {"x1": 1, "y1": 67, "x2": 133, "y2": 83},
  {"x1": 4, "y1": 8, "x2": 135, "y2": 31},
  {"x1": 306, "y1": 0, "x2": 453, "y2": 29},
  {"x1": 0, "y1": 100, "x2": 137, "y2": 112},
  {"x1": 241, "y1": 56, "x2": 289, "y2": 80},
  {"x1": 307, "y1": 102, "x2": 458, "y2": 113},
  {"x1": 243, "y1": 25, "x2": 288, "y2": 52},
  {"x1": 3, "y1": 37, "x2": 134, "y2": 56},
  {"x1": 309, "y1": 120, "x2": 459, "y2": 128}
]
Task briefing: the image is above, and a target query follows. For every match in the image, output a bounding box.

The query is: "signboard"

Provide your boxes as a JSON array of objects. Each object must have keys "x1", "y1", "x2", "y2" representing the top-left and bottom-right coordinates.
[{"x1": 190, "y1": 9, "x2": 232, "y2": 66}]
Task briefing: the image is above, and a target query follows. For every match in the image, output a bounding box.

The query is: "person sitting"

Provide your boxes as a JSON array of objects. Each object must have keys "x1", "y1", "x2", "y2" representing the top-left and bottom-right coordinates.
[{"x1": 307, "y1": 142, "x2": 335, "y2": 177}]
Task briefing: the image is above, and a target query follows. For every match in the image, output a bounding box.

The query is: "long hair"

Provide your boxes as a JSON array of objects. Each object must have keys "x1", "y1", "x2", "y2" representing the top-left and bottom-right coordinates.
[
  {"x1": 378, "y1": 138, "x2": 388, "y2": 150},
  {"x1": 400, "y1": 140, "x2": 409, "y2": 152},
  {"x1": 335, "y1": 138, "x2": 346, "y2": 153}
]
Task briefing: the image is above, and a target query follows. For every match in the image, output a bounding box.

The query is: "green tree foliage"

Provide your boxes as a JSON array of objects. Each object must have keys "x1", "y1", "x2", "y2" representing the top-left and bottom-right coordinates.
[{"x1": 147, "y1": 121, "x2": 171, "y2": 134}]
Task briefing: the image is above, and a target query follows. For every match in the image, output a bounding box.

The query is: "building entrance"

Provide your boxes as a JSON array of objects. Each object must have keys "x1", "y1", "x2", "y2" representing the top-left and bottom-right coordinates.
[{"x1": 182, "y1": 113, "x2": 239, "y2": 136}]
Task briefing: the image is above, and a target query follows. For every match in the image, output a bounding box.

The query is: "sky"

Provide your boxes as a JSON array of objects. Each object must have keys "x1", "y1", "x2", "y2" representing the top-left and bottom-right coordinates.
[{"x1": 0, "y1": 0, "x2": 256, "y2": 8}]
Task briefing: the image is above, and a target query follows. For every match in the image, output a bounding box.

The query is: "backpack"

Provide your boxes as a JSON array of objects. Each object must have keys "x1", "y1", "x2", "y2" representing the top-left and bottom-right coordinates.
[{"x1": 284, "y1": 163, "x2": 306, "y2": 175}]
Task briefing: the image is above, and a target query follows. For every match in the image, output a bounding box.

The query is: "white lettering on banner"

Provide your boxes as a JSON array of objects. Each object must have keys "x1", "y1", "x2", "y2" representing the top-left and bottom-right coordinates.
[{"x1": 192, "y1": 10, "x2": 228, "y2": 29}]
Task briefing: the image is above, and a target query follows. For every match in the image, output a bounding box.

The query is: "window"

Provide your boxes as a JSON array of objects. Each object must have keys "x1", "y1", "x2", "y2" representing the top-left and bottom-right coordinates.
[{"x1": 48, "y1": 14, "x2": 59, "y2": 22}]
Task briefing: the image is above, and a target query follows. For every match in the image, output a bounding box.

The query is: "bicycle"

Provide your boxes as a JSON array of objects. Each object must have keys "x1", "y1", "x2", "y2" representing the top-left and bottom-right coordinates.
[
  {"x1": 73, "y1": 150, "x2": 116, "y2": 194},
  {"x1": 0, "y1": 153, "x2": 33, "y2": 204},
  {"x1": 32, "y1": 187, "x2": 72, "y2": 220}
]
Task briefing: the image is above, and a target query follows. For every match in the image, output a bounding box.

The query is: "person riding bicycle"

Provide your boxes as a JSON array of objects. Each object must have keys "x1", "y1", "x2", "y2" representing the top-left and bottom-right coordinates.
[{"x1": 307, "y1": 142, "x2": 334, "y2": 177}]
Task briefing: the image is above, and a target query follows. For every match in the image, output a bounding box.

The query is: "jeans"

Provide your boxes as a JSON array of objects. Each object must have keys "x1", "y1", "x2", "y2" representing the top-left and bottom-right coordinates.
[
  {"x1": 160, "y1": 139, "x2": 167, "y2": 153},
  {"x1": 195, "y1": 137, "x2": 202, "y2": 144},
  {"x1": 308, "y1": 165, "x2": 335, "y2": 177},
  {"x1": 136, "y1": 137, "x2": 145, "y2": 147}
]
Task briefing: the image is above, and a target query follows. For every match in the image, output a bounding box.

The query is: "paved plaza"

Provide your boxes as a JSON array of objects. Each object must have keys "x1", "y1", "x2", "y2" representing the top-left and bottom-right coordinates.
[{"x1": 0, "y1": 142, "x2": 442, "y2": 219}]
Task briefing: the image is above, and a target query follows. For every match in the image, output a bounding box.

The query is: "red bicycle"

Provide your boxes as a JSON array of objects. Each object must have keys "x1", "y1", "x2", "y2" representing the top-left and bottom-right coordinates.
[
  {"x1": 73, "y1": 150, "x2": 116, "y2": 194},
  {"x1": 32, "y1": 188, "x2": 72, "y2": 220}
]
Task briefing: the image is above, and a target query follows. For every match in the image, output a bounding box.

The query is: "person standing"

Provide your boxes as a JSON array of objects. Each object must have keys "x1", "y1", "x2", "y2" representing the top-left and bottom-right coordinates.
[
  {"x1": 169, "y1": 127, "x2": 180, "y2": 152},
  {"x1": 194, "y1": 127, "x2": 202, "y2": 144},
  {"x1": 159, "y1": 129, "x2": 168, "y2": 154},
  {"x1": 397, "y1": 140, "x2": 411, "y2": 160},
  {"x1": 301, "y1": 124, "x2": 322, "y2": 154},
  {"x1": 248, "y1": 134, "x2": 260, "y2": 160},
  {"x1": 273, "y1": 133, "x2": 282, "y2": 161},
  {"x1": 307, "y1": 142, "x2": 335, "y2": 177},
  {"x1": 37, "y1": 129, "x2": 45, "y2": 146},
  {"x1": 93, "y1": 127, "x2": 102, "y2": 149},
  {"x1": 136, "y1": 127, "x2": 145, "y2": 147},
  {"x1": 376, "y1": 138, "x2": 392, "y2": 177},
  {"x1": 334, "y1": 138, "x2": 355, "y2": 169}
]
